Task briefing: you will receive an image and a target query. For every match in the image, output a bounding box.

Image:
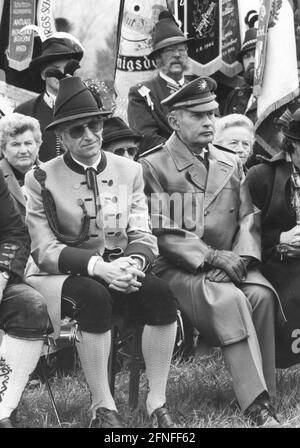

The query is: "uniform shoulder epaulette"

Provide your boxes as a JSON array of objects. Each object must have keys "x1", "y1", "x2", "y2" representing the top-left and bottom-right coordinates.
[
  {"x1": 138, "y1": 143, "x2": 164, "y2": 158},
  {"x1": 214, "y1": 144, "x2": 236, "y2": 155}
]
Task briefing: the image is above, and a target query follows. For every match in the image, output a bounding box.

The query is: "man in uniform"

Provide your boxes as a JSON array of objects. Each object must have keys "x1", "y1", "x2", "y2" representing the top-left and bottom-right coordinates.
[
  {"x1": 140, "y1": 76, "x2": 283, "y2": 427},
  {"x1": 0, "y1": 170, "x2": 49, "y2": 428},
  {"x1": 15, "y1": 32, "x2": 84, "y2": 162},
  {"x1": 128, "y1": 10, "x2": 193, "y2": 154},
  {"x1": 24, "y1": 75, "x2": 178, "y2": 428}
]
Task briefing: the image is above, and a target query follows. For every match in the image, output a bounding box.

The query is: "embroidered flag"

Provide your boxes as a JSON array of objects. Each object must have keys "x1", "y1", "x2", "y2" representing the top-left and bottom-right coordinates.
[
  {"x1": 114, "y1": 0, "x2": 168, "y2": 122},
  {"x1": 6, "y1": 0, "x2": 36, "y2": 71},
  {"x1": 36, "y1": 0, "x2": 56, "y2": 40},
  {"x1": 255, "y1": 0, "x2": 299, "y2": 155},
  {"x1": 175, "y1": 0, "x2": 222, "y2": 76},
  {"x1": 220, "y1": 0, "x2": 242, "y2": 77}
]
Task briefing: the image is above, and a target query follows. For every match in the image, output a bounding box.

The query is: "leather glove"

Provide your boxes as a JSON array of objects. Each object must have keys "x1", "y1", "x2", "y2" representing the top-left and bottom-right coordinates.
[{"x1": 205, "y1": 249, "x2": 247, "y2": 284}]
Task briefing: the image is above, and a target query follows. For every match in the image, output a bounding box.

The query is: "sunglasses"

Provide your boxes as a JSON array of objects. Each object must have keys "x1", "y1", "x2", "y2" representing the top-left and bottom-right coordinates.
[
  {"x1": 66, "y1": 119, "x2": 103, "y2": 139},
  {"x1": 113, "y1": 146, "x2": 138, "y2": 157}
]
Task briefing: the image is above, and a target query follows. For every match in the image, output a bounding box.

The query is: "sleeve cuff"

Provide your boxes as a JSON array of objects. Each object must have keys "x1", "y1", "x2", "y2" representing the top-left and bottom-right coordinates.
[
  {"x1": 124, "y1": 243, "x2": 155, "y2": 270},
  {"x1": 130, "y1": 254, "x2": 147, "y2": 271},
  {"x1": 87, "y1": 256, "x2": 102, "y2": 276},
  {"x1": 58, "y1": 247, "x2": 98, "y2": 276}
]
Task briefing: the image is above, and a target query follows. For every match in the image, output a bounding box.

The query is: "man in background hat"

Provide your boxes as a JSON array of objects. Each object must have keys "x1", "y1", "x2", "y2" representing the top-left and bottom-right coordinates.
[
  {"x1": 140, "y1": 76, "x2": 283, "y2": 427},
  {"x1": 223, "y1": 12, "x2": 258, "y2": 123},
  {"x1": 24, "y1": 75, "x2": 178, "y2": 428},
  {"x1": 128, "y1": 10, "x2": 193, "y2": 155},
  {"x1": 102, "y1": 117, "x2": 140, "y2": 161},
  {"x1": 14, "y1": 33, "x2": 84, "y2": 162}
]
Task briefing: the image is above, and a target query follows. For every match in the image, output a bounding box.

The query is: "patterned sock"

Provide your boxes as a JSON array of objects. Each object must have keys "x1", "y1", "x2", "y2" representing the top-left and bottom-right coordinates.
[
  {"x1": 0, "y1": 335, "x2": 43, "y2": 420},
  {"x1": 76, "y1": 330, "x2": 116, "y2": 415},
  {"x1": 142, "y1": 322, "x2": 177, "y2": 416}
]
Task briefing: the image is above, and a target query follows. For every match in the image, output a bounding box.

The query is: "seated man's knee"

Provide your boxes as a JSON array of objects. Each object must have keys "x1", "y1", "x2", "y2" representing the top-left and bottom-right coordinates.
[
  {"x1": 141, "y1": 276, "x2": 177, "y2": 326},
  {"x1": 2, "y1": 283, "x2": 49, "y2": 337},
  {"x1": 63, "y1": 277, "x2": 113, "y2": 333},
  {"x1": 243, "y1": 284, "x2": 276, "y2": 311}
]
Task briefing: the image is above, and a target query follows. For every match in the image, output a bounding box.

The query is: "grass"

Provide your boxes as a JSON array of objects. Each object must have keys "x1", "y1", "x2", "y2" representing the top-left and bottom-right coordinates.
[{"x1": 17, "y1": 350, "x2": 300, "y2": 428}]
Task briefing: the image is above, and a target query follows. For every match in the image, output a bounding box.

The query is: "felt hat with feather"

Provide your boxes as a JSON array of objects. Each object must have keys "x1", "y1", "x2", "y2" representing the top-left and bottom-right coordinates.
[
  {"x1": 150, "y1": 10, "x2": 193, "y2": 58},
  {"x1": 21, "y1": 25, "x2": 84, "y2": 74},
  {"x1": 46, "y1": 76, "x2": 111, "y2": 131}
]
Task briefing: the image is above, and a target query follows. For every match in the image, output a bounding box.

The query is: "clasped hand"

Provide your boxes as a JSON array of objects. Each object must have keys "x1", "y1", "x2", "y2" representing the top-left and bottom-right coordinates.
[
  {"x1": 94, "y1": 256, "x2": 145, "y2": 294},
  {"x1": 205, "y1": 249, "x2": 247, "y2": 284}
]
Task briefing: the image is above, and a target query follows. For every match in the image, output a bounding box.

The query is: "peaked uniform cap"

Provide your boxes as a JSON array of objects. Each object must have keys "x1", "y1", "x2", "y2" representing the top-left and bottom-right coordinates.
[
  {"x1": 46, "y1": 77, "x2": 111, "y2": 131},
  {"x1": 102, "y1": 117, "x2": 141, "y2": 148},
  {"x1": 237, "y1": 27, "x2": 257, "y2": 62},
  {"x1": 30, "y1": 35, "x2": 84, "y2": 73},
  {"x1": 282, "y1": 108, "x2": 300, "y2": 142},
  {"x1": 161, "y1": 76, "x2": 219, "y2": 112},
  {"x1": 149, "y1": 10, "x2": 193, "y2": 58}
]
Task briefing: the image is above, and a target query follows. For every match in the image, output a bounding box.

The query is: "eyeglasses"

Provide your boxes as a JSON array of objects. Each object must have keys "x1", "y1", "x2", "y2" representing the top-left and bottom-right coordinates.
[
  {"x1": 162, "y1": 46, "x2": 188, "y2": 56},
  {"x1": 66, "y1": 119, "x2": 103, "y2": 139},
  {"x1": 113, "y1": 147, "x2": 138, "y2": 157}
]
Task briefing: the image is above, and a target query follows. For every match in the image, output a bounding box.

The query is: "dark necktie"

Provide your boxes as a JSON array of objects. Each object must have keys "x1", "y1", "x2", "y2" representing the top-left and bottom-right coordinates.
[{"x1": 195, "y1": 152, "x2": 209, "y2": 171}]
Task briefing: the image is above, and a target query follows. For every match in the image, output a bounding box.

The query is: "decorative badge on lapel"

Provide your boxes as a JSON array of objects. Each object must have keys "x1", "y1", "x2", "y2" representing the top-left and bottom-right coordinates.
[{"x1": 138, "y1": 85, "x2": 154, "y2": 110}]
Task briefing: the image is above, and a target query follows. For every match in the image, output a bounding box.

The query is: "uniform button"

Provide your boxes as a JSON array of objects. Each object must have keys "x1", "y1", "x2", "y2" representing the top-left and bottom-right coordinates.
[
  {"x1": 115, "y1": 231, "x2": 122, "y2": 237},
  {"x1": 10, "y1": 245, "x2": 18, "y2": 250},
  {"x1": 116, "y1": 213, "x2": 122, "y2": 220},
  {"x1": 204, "y1": 211, "x2": 209, "y2": 216},
  {"x1": 111, "y1": 197, "x2": 118, "y2": 204},
  {"x1": 229, "y1": 208, "x2": 235, "y2": 213}
]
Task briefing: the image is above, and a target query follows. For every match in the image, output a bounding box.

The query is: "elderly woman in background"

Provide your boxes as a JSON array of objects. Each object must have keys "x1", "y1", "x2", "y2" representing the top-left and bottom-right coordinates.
[
  {"x1": 246, "y1": 108, "x2": 300, "y2": 369},
  {"x1": 214, "y1": 113, "x2": 254, "y2": 166},
  {"x1": 0, "y1": 113, "x2": 41, "y2": 218}
]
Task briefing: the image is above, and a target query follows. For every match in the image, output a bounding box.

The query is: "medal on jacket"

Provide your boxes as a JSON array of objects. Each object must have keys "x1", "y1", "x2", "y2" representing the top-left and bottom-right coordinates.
[
  {"x1": 86, "y1": 167, "x2": 104, "y2": 229},
  {"x1": 138, "y1": 85, "x2": 154, "y2": 110}
]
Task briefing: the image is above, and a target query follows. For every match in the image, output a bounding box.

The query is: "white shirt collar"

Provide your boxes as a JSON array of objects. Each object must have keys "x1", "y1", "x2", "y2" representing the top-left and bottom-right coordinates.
[
  {"x1": 193, "y1": 148, "x2": 208, "y2": 159},
  {"x1": 159, "y1": 71, "x2": 185, "y2": 87},
  {"x1": 71, "y1": 153, "x2": 102, "y2": 171},
  {"x1": 44, "y1": 91, "x2": 56, "y2": 109}
]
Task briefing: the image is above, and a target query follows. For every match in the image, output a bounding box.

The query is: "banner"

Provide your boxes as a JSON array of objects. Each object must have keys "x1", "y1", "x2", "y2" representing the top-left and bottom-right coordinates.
[
  {"x1": 255, "y1": 0, "x2": 299, "y2": 155},
  {"x1": 114, "y1": 0, "x2": 168, "y2": 122},
  {"x1": 6, "y1": 0, "x2": 36, "y2": 71},
  {"x1": 37, "y1": 0, "x2": 56, "y2": 39},
  {"x1": 220, "y1": 0, "x2": 242, "y2": 77},
  {"x1": 253, "y1": 1, "x2": 272, "y2": 97},
  {"x1": 175, "y1": 0, "x2": 222, "y2": 76}
]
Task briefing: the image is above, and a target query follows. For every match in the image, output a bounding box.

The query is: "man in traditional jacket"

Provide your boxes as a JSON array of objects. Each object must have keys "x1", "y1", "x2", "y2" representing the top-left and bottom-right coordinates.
[
  {"x1": 140, "y1": 76, "x2": 283, "y2": 427},
  {"x1": 15, "y1": 32, "x2": 84, "y2": 162},
  {"x1": 128, "y1": 10, "x2": 193, "y2": 154},
  {"x1": 0, "y1": 169, "x2": 49, "y2": 428},
  {"x1": 24, "y1": 75, "x2": 178, "y2": 428}
]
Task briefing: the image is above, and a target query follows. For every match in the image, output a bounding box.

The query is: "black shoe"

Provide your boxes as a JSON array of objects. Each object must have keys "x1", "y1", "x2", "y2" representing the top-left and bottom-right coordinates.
[
  {"x1": 89, "y1": 407, "x2": 125, "y2": 428},
  {"x1": 151, "y1": 404, "x2": 176, "y2": 428},
  {"x1": 245, "y1": 401, "x2": 281, "y2": 428},
  {"x1": 0, "y1": 417, "x2": 15, "y2": 428}
]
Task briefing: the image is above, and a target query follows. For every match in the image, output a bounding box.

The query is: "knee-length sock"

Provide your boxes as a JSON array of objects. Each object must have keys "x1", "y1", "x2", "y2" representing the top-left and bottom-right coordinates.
[
  {"x1": 0, "y1": 335, "x2": 43, "y2": 420},
  {"x1": 142, "y1": 322, "x2": 177, "y2": 416},
  {"x1": 76, "y1": 330, "x2": 116, "y2": 415}
]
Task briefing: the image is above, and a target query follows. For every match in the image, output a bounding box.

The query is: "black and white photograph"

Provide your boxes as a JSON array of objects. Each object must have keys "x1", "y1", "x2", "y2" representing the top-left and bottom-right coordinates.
[{"x1": 0, "y1": 0, "x2": 300, "y2": 432}]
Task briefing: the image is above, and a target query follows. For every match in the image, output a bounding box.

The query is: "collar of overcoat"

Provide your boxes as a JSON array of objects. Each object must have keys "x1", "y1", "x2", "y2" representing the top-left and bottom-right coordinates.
[
  {"x1": 166, "y1": 133, "x2": 236, "y2": 210},
  {"x1": 0, "y1": 158, "x2": 26, "y2": 207}
]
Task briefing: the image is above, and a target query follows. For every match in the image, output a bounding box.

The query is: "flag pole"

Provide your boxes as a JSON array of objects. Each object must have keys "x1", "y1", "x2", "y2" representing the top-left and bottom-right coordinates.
[{"x1": 113, "y1": 0, "x2": 125, "y2": 80}]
